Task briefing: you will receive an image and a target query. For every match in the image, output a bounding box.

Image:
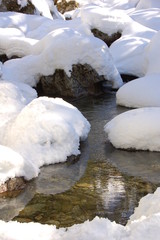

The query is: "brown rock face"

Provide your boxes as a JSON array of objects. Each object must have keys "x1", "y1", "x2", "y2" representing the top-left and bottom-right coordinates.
[
  {"x1": 0, "y1": 177, "x2": 26, "y2": 194},
  {"x1": 91, "y1": 28, "x2": 121, "y2": 47},
  {"x1": 0, "y1": 0, "x2": 35, "y2": 14},
  {"x1": 38, "y1": 64, "x2": 105, "y2": 98},
  {"x1": 55, "y1": 0, "x2": 79, "y2": 14}
]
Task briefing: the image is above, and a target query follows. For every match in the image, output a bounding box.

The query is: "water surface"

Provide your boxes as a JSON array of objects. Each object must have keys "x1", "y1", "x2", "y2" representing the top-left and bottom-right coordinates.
[{"x1": 1, "y1": 92, "x2": 160, "y2": 227}]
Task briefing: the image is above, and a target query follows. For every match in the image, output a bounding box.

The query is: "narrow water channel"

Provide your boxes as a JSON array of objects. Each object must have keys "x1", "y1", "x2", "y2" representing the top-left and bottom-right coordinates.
[{"x1": 0, "y1": 91, "x2": 160, "y2": 227}]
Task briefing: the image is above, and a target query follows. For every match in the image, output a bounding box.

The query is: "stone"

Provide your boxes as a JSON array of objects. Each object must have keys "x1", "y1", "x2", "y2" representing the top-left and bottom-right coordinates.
[
  {"x1": 0, "y1": 0, "x2": 35, "y2": 14},
  {"x1": 54, "y1": 0, "x2": 79, "y2": 14},
  {"x1": 91, "y1": 28, "x2": 121, "y2": 47},
  {"x1": 0, "y1": 177, "x2": 26, "y2": 194},
  {"x1": 38, "y1": 64, "x2": 105, "y2": 98}
]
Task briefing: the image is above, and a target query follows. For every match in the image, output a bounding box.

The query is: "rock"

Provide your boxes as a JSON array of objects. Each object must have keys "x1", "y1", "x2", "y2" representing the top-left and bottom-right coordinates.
[
  {"x1": 54, "y1": 0, "x2": 79, "y2": 14},
  {"x1": 91, "y1": 28, "x2": 121, "y2": 47},
  {"x1": 0, "y1": 0, "x2": 35, "y2": 14},
  {"x1": 38, "y1": 64, "x2": 105, "y2": 98},
  {"x1": 0, "y1": 55, "x2": 19, "y2": 63},
  {"x1": 0, "y1": 177, "x2": 26, "y2": 194}
]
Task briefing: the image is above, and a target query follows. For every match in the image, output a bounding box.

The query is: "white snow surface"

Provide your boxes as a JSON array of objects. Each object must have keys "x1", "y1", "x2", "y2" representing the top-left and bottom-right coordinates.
[
  {"x1": 104, "y1": 107, "x2": 160, "y2": 151},
  {"x1": 0, "y1": 145, "x2": 35, "y2": 184},
  {"x1": 116, "y1": 30, "x2": 160, "y2": 108},
  {"x1": 129, "y1": 8, "x2": 160, "y2": 31},
  {"x1": 116, "y1": 74, "x2": 160, "y2": 108},
  {"x1": 0, "y1": 81, "x2": 37, "y2": 131},
  {"x1": 136, "y1": 0, "x2": 160, "y2": 10}
]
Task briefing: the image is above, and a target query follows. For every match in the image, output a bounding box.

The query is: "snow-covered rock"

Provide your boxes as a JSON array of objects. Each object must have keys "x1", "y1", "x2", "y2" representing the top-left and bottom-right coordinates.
[
  {"x1": 0, "y1": 145, "x2": 35, "y2": 185},
  {"x1": 79, "y1": 5, "x2": 131, "y2": 36},
  {"x1": 2, "y1": 27, "x2": 123, "y2": 89},
  {"x1": 104, "y1": 107, "x2": 160, "y2": 151},
  {"x1": 3, "y1": 97, "x2": 90, "y2": 171}
]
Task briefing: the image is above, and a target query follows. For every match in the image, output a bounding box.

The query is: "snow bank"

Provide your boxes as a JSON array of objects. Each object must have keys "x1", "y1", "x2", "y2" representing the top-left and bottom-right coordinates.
[
  {"x1": 116, "y1": 74, "x2": 160, "y2": 108},
  {"x1": 104, "y1": 107, "x2": 160, "y2": 151},
  {"x1": 3, "y1": 97, "x2": 90, "y2": 170},
  {"x1": 2, "y1": 27, "x2": 123, "y2": 88}
]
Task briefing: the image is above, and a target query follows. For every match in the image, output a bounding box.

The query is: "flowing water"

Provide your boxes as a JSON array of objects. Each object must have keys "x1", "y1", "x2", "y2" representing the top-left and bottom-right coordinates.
[{"x1": 1, "y1": 91, "x2": 160, "y2": 227}]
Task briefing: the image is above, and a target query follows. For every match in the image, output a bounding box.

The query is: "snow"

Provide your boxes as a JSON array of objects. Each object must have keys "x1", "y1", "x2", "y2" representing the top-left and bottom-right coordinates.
[
  {"x1": 0, "y1": 145, "x2": 35, "y2": 184},
  {"x1": 110, "y1": 19, "x2": 156, "y2": 77},
  {"x1": 116, "y1": 30, "x2": 160, "y2": 108},
  {"x1": 129, "y1": 188, "x2": 160, "y2": 223},
  {"x1": 129, "y1": 8, "x2": 160, "y2": 31},
  {"x1": 136, "y1": 0, "x2": 160, "y2": 10},
  {"x1": 104, "y1": 107, "x2": 160, "y2": 151},
  {"x1": 116, "y1": 74, "x2": 160, "y2": 108},
  {"x1": 0, "y1": 81, "x2": 37, "y2": 132},
  {"x1": 76, "y1": 5, "x2": 131, "y2": 36}
]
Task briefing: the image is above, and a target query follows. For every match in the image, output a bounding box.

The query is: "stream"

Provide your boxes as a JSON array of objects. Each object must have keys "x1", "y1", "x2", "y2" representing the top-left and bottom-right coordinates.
[{"x1": 0, "y1": 91, "x2": 160, "y2": 227}]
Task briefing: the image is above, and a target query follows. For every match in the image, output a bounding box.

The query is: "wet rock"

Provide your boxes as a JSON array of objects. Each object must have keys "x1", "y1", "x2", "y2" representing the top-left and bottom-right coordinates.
[
  {"x1": 0, "y1": 177, "x2": 26, "y2": 194},
  {"x1": 54, "y1": 0, "x2": 79, "y2": 14},
  {"x1": 0, "y1": 0, "x2": 35, "y2": 14},
  {"x1": 91, "y1": 28, "x2": 121, "y2": 47},
  {"x1": 38, "y1": 64, "x2": 104, "y2": 98}
]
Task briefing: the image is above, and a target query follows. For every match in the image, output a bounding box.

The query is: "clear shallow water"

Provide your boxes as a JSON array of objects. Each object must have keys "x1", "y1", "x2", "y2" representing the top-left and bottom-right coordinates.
[{"x1": 0, "y1": 92, "x2": 160, "y2": 227}]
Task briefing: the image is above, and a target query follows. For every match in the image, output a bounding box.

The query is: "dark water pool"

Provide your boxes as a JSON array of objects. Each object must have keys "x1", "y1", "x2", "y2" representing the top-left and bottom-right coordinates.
[{"x1": 0, "y1": 92, "x2": 160, "y2": 227}]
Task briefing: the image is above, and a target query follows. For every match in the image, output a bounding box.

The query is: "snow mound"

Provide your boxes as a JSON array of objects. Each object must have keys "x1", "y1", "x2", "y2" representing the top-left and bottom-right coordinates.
[
  {"x1": 136, "y1": 0, "x2": 160, "y2": 10},
  {"x1": 110, "y1": 20, "x2": 156, "y2": 76},
  {"x1": 79, "y1": 5, "x2": 131, "y2": 36},
  {"x1": 2, "y1": 27, "x2": 123, "y2": 88},
  {"x1": 104, "y1": 107, "x2": 160, "y2": 151},
  {"x1": 3, "y1": 97, "x2": 90, "y2": 169},
  {"x1": 145, "y1": 31, "x2": 160, "y2": 75},
  {"x1": 130, "y1": 8, "x2": 160, "y2": 31},
  {"x1": 116, "y1": 74, "x2": 160, "y2": 108},
  {"x1": 0, "y1": 145, "x2": 35, "y2": 184}
]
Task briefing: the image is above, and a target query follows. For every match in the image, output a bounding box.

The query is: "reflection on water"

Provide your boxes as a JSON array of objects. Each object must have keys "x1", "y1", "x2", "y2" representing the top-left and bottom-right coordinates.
[{"x1": 1, "y1": 92, "x2": 160, "y2": 226}]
